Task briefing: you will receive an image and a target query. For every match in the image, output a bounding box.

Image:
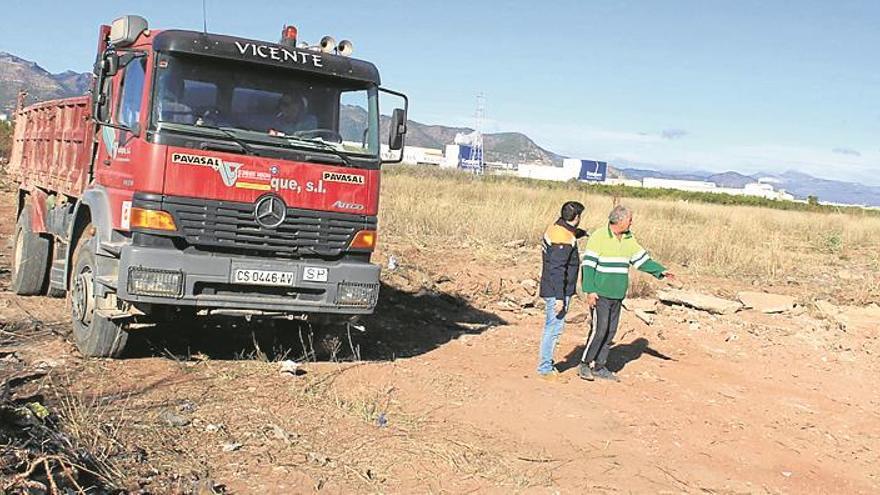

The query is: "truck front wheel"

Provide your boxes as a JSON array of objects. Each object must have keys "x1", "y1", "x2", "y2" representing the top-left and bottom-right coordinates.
[
  {"x1": 69, "y1": 227, "x2": 129, "y2": 358},
  {"x1": 11, "y1": 204, "x2": 51, "y2": 296}
]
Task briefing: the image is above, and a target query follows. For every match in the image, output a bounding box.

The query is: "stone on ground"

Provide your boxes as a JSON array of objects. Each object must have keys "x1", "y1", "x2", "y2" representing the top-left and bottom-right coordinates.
[
  {"x1": 737, "y1": 291, "x2": 796, "y2": 314},
  {"x1": 657, "y1": 289, "x2": 742, "y2": 315},
  {"x1": 623, "y1": 298, "x2": 658, "y2": 313}
]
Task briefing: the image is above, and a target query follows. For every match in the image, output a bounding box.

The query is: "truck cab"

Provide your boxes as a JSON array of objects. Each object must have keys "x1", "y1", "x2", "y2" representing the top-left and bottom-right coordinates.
[{"x1": 9, "y1": 16, "x2": 408, "y2": 357}]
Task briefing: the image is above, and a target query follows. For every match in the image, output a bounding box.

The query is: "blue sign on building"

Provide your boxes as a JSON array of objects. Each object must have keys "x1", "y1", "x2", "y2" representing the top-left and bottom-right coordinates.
[
  {"x1": 578, "y1": 160, "x2": 607, "y2": 182},
  {"x1": 458, "y1": 144, "x2": 483, "y2": 172}
]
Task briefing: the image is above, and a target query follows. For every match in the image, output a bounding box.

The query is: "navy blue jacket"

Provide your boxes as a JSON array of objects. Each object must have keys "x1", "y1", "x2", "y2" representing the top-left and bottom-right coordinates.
[{"x1": 539, "y1": 218, "x2": 587, "y2": 300}]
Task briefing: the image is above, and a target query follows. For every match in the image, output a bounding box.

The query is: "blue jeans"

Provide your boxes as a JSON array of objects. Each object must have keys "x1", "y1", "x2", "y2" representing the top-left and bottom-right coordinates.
[{"x1": 537, "y1": 296, "x2": 571, "y2": 374}]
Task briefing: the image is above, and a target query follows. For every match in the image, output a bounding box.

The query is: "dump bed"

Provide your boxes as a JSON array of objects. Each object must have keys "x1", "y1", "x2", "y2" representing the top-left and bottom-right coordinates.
[{"x1": 8, "y1": 96, "x2": 93, "y2": 197}]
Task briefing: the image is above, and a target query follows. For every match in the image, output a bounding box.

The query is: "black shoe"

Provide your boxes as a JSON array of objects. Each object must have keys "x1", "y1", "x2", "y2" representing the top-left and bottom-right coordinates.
[
  {"x1": 593, "y1": 367, "x2": 619, "y2": 381},
  {"x1": 578, "y1": 363, "x2": 594, "y2": 381}
]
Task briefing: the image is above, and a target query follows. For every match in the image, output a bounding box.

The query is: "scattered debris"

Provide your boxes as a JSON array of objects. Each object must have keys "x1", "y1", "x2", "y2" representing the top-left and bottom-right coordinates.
[
  {"x1": 221, "y1": 442, "x2": 242, "y2": 453},
  {"x1": 815, "y1": 300, "x2": 848, "y2": 330},
  {"x1": 496, "y1": 300, "x2": 520, "y2": 312},
  {"x1": 737, "y1": 291, "x2": 795, "y2": 314},
  {"x1": 376, "y1": 412, "x2": 388, "y2": 428},
  {"x1": 25, "y1": 401, "x2": 50, "y2": 420},
  {"x1": 503, "y1": 239, "x2": 526, "y2": 249},
  {"x1": 307, "y1": 452, "x2": 332, "y2": 466},
  {"x1": 519, "y1": 279, "x2": 538, "y2": 296},
  {"x1": 279, "y1": 360, "x2": 301, "y2": 376},
  {"x1": 623, "y1": 298, "x2": 658, "y2": 313},
  {"x1": 634, "y1": 310, "x2": 654, "y2": 325},
  {"x1": 387, "y1": 255, "x2": 398, "y2": 271},
  {"x1": 657, "y1": 289, "x2": 743, "y2": 315},
  {"x1": 158, "y1": 409, "x2": 191, "y2": 427}
]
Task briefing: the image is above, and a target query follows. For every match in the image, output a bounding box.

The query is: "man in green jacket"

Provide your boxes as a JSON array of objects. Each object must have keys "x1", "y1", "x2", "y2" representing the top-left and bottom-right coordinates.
[{"x1": 578, "y1": 205, "x2": 675, "y2": 381}]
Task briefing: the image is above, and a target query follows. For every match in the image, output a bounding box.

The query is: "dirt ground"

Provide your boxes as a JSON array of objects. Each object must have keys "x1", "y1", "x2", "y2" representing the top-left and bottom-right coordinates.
[{"x1": 2, "y1": 189, "x2": 879, "y2": 494}]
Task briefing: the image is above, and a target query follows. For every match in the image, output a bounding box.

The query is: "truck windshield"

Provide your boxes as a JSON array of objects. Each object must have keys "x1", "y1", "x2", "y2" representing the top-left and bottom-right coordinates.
[{"x1": 152, "y1": 54, "x2": 380, "y2": 158}]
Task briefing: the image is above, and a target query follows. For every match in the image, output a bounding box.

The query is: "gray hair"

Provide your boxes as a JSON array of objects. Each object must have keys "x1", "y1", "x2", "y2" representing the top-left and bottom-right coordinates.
[{"x1": 609, "y1": 205, "x2": 632, "y2": 224}]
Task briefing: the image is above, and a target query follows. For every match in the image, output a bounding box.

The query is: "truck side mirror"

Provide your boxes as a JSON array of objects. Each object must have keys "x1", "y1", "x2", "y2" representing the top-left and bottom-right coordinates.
[
  {"x1": 379, "y1": 87, "x2": 408, "y2": 164},
  {"x1": 389, "y1": 108, "x2": 406, "y2": 151}
]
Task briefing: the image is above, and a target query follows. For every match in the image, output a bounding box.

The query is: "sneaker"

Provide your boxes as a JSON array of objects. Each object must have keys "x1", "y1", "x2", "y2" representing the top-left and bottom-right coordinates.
[
  {"x1": 577, "y1": 363, "x2": 594, "y2": 381},
  {"x1": 593, "y1": 367, "x2": 619, "y2": 381},
  {"x1": 537, "y1": 369, "x2": 565, "y2": 382}
]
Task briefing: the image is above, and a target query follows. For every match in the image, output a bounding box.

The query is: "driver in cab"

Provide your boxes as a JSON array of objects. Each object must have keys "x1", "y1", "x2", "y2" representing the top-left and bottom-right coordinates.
[{"x1": 268, "y1": 93, "x2": 317, "y2": 136}]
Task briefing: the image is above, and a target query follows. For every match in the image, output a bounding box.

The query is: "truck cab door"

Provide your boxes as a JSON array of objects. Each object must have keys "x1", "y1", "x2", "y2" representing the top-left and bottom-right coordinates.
[{"x1": 94, "y1": 55, "x2": 148, "y2": 192}]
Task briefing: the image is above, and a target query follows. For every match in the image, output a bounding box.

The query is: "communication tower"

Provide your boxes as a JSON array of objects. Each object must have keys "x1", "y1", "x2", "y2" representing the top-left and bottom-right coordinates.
[{"x1": 468, "y1": 93, "x2": 485, "y2": 174}]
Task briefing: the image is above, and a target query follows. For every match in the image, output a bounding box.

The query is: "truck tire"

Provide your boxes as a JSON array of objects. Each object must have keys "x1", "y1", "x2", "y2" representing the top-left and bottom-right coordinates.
[
  {"x1": 69, "y1": 227, "x2": 129, "y2": 358},
  {"x1": 11, "y1": 204, "x2": 51, "y2": 295}
]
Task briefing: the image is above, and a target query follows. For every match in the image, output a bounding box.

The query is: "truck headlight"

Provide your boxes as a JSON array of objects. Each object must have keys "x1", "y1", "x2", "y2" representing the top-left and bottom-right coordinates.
[
  {"x1": 128, "y1": 268, "x2": 184, "y2": 297},
  {"x1": 336, "y1": 282, "x2": 379, "y2": 308}
]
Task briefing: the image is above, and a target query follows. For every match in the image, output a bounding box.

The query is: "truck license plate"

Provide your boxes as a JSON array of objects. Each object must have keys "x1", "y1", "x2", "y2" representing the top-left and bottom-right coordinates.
[
  {"x1": 232, "y1": 269, "x2": 295, "y2": 286},
  {"x1": 302, "y1": 266, "x2": 329, "y2": 282}
]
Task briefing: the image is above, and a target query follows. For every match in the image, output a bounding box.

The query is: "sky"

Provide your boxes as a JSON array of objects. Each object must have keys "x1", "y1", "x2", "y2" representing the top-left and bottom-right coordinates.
[{"x1": 1, "y1": 0, "x2": 878, "y2": 184}]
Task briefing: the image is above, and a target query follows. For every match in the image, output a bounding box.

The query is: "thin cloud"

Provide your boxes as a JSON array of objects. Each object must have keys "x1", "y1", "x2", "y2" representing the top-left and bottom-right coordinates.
[
  {"x1": 661, "y1": 128, "x2": 688, "y2": 140},
  {"x1": 832, "y1": 147, "x2": 861, "y2": 157}
]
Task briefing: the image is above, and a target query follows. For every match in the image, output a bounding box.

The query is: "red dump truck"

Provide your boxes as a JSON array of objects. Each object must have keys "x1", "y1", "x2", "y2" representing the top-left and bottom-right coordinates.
[{"x1": 8, "y1": 16, "x2": 408, "y2": 357}]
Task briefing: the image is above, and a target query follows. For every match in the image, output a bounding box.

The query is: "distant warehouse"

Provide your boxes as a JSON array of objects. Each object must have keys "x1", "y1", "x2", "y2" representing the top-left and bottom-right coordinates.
[
  {"x1": 642, "y1": 177, "x2": 794, "y2": 201},
  {"x1": 518, "y1": 159, "x2": 607, "y2": 182}
]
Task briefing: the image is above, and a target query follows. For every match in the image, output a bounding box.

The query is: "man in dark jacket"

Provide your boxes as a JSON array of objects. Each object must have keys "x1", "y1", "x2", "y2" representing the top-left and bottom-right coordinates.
[{"x1": 537, "y1": 201, "x2": 587, "y2": 379}]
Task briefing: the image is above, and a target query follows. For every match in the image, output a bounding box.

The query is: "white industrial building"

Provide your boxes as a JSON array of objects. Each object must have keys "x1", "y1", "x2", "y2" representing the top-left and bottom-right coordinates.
[
  {"x1": 640, "y1": 177, "x2": 793, "y2": 201},
  {"x1": 517, "y1": 158, "x2": 607, "y2": 182},
  {"x1": 604, "y1": 177, "x2": 642, "y2": 188},
  {"x1": 518, "y1": 161, "x2": 578, "y2": 181},
  {"x1": 642, "y1": 177, "x2": 718, "y2": 192},
  {"x1": 381, "y1": 138, "x2": 797, "y2": 203},
  {"x1": 380, "y1": 144, "x2": 444, "y2": 166}
]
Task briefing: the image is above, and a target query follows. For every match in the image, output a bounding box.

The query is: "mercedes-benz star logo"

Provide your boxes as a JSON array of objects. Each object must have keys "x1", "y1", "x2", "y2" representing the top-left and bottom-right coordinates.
[{"x1": 254, "y1": 195, "x2": 287, "y2": 228}]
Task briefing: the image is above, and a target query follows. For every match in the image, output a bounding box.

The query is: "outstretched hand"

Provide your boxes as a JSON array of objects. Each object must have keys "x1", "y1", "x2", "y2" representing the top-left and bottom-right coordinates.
[{"x1": 663, "y1": 272, "x2": 683, "y2": 288}]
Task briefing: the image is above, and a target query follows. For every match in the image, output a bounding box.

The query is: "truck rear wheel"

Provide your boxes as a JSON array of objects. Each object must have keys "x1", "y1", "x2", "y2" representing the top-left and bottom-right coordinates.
[
  {"x1": 69, "y1": 228, "x2": 129, "y2": 358},
  {"x1": 11, "y1": 204, "x2": 51, "y2": 295}
]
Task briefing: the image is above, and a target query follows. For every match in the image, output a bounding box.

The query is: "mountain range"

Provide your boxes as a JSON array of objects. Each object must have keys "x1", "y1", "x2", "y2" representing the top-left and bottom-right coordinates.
[
  {"x1": 0, "y1": 52, "x2": 91, "y2": 113},
  {"x1": 1, "y1": 51, "x2": 877, "y2": 206},
  {"x1": 338, "y1": 105, "x2": 562, "y2": 165}
]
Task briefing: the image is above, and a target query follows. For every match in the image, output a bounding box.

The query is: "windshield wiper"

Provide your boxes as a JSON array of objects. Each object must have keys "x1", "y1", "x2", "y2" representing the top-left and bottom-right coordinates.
[
  {"x1": 198, "y1": 124, "x2": 259, "y2": 156},
  {"x1": 283, "y1": 137, "x2": 354, "y2": 168},
  {"x1": 159, "y1": 122, "x2": 259, "y2": 156}
]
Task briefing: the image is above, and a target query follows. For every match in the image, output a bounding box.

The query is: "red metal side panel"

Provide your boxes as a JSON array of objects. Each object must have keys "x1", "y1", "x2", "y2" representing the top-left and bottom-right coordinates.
[{"x1": 9, "y1": 96, "x2": 94, "y2": 197}]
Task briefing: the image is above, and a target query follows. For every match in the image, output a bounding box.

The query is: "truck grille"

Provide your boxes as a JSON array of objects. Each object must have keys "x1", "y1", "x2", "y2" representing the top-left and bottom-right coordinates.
[{"x1": 150, "y1": 196, "x2": 375, "y2": 258}]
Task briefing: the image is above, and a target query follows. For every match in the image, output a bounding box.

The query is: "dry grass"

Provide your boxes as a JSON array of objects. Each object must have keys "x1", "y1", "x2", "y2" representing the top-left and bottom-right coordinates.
[{"x1": 380, "y1": 167, "x2": 880, "y2": 293}]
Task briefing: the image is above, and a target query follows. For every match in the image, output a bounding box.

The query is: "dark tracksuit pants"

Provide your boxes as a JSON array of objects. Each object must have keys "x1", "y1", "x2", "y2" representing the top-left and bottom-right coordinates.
[{"x1": 581, "y1": 296, "x2": 623, "y2": 368}]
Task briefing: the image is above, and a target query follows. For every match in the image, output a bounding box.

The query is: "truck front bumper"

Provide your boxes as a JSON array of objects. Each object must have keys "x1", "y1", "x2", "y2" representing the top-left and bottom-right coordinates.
[{"x1": 117, "y1": 245, "x2": 380, "y2": 314}]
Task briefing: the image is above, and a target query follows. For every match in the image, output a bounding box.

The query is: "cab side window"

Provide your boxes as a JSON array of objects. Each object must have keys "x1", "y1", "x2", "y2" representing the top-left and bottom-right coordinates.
[{"x1": 117, "y1": 57, "x2": 147, "y2": 129}]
